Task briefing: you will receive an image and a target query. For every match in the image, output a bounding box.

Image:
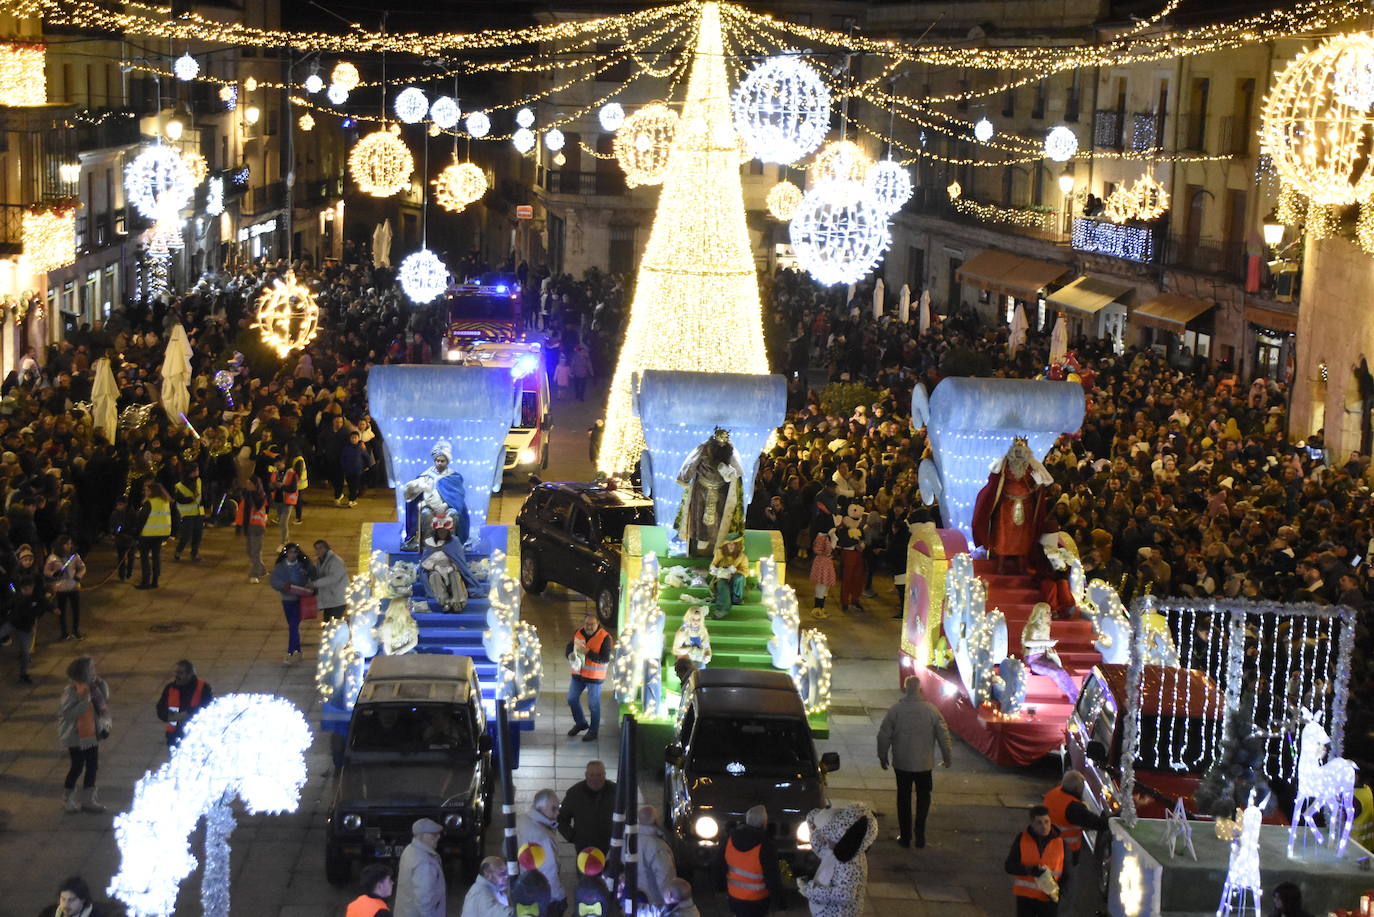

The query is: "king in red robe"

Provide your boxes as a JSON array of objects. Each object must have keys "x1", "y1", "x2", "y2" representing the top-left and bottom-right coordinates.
[{"x1": 971, "y1": 438, "x2": 1057, "y2": 573}]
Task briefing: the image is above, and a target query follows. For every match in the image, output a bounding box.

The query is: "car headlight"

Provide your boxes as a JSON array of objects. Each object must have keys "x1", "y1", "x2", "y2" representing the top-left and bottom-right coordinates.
[
  {"x1": 693, "y1": 815, "x2": 719, "y2": 840},
  {"x1": 795, "y1": 821, "x2": 811, "y2": 845},
  {"x1": 447, "y1": 349, "x2": 461, "y2": 361},
  {"x1": 340, "y1": 813, "x2": 362, "y2": 831},
  {"x1": 444, "y1": 813, "x2": 464, "y2": 830},
  {"x1": 518, "y1": 447, "x2": 537, "y2": 465}
]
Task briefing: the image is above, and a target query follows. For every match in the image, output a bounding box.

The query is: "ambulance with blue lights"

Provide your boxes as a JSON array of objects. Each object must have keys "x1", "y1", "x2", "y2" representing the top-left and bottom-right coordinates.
[
  {"x1": 447, "y1": 340, "x2": 551, "y2": 485},
  {"x1": 444, "y1": 275, "x2": 523, "y2": 346}
]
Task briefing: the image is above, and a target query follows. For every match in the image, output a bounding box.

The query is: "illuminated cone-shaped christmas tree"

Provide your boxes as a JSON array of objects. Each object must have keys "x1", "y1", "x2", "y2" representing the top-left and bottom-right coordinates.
[{"x1": 596, "y1": 1, "x2": 769, "y2": 474}]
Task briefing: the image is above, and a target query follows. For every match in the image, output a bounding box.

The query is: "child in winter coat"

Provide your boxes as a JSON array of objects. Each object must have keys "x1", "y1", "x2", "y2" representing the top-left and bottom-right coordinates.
[{"x1": 809, "y1": 516, "x2": 838, "y2": 619}]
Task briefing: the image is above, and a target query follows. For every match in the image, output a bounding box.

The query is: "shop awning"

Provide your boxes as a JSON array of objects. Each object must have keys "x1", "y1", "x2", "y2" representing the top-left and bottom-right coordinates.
[
  {"x1": 1132, "y1": 292, "x2": 1216, "y2": 333},
  {"x1": 1047, "y1": 276, "x2": 1134, "y2": 317},
  {"x1": 1246, "y1": 303, "x2": 1298, "y2": 334},
  {"x1": 956, "y1": 249, "x2": 1069, "y2": 300}
]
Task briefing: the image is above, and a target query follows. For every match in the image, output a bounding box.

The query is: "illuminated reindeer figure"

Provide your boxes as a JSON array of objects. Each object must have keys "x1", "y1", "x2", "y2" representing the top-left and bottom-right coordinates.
[{"x1": 1287, "y1": 709, "x2": 1358, "y2": 856}]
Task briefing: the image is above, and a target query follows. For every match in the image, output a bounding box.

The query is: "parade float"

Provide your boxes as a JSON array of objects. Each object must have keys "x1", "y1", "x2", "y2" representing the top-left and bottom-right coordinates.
[{"x1": 315, "y1": 364, "x2": 542, "y2": 758}]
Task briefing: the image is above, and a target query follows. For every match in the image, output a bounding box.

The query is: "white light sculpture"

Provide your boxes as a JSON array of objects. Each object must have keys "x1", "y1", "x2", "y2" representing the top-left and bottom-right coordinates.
[
  {"x1": 512, "y1": 127, "x2": 535, "y2": 154},
  {"x1": 394, "y1": 86, "x2": 429, "y2": 124},
  {"x1": 974, "y1": 117, "x2": 994, "y2": 142},
  {"x1": 730, "y1": 54, "x2": 830, "y2": 165},
  {"x1": 398, "y1": 248, "x2": 448, "y2": 304},
  {"x1": 465, "y1": 110, "x2": 490, "y2": 137},
  {"x1": 515, "y1": 106, "x2": 534, "y2": 128},
  {"x1": 1217, "y1": 793, "x2": 1264, "y2": 917},
  {"x1": 1044, "y1": 125, "x2": 1079, "y2": 162},
  {"x1": 1288, "y1": 711, "x2": 1358, "y2": 855},
  {"x1": 430, "y1": 95, "x2": 460, "y2": 130},
  {"x1": 107, "y1": 694, "x2": 311, "y2": 917},
  {"x1": 205, "y1": 176, "x2": 224, "y2": 217},
  {"x1": 599, "y1": 102, "x2": 626, "y2": 132},
  {"x1": 303, "y1": 73, "x2": 324, "y2": 94},
  {"x1": 327, "y1": 82, "x2": 348, "y2": 106},
  {"x1": 866, "y1": 159, "x2": 913, "y2": 214},
  {"x1": 125, "y1": 145, "x2": 194, "y2": 222},
  {"x1": 789, "y1": 179, "x2": 891, "y2": 286},
  {"x1": 544, "y1": 127, "x2": 565, "y2": 152},
  {"x1": 173, "y1": 52, "x2": 198, "y2": 82}
]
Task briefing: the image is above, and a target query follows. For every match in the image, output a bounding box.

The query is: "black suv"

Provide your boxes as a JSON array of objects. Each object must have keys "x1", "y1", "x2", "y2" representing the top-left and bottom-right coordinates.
[
  {"x1": 326, "y1": 655, "x2": 494, "y2": 884},
  {"x1": 664, "y1": 668, "x2": 839, "y2": 873},
  {"x1": 516, "y1": 480, "x2": 654, "y2": 625}
]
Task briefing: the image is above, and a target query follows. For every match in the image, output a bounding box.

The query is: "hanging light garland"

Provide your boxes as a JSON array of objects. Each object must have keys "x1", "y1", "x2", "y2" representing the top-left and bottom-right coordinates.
[
  {"x1": 0, "y1": 43, "x2": 46, "y2": 106},
  {"x1": 253, "y1": 273, "x2": 320, "y2": 358},
  {"x1": 125, "y1": 144, "x2": 194, "y2": 221},
  {"x1": 766, "y1": 180, "x2": 803, "y2": 221},
  {"x1": 429, "y1": 96, "x2": 460, "y2": 129},
  {"x1": 810, "y1": 140, "x2": 871, "y2": 183},
  {"x1": 1357, "y1": 201, "x2": 1374, "y2": 255},
  {"x1": 433, "y1": 161, "x2": 488, "y2": 212},
  {"x1": 866, "y1": 159, "x2": 913, "y2": 214},
  {"x1": 731, "y1": 54, "x2": 830, "y2": 165},
  {"x1": 599, "y1": 102, "x2": 626, "y2": 132},
  {"x1": 1261, "y1": 33, "x2": 1374, "y2": 206},
  {"x1": 398, "y1": 248, "x2": 449, "y2": 303},
  {"x1": 22, "y1": 200, "x2": 79, "y2": 273},
  {"x1": 348, "y1": 127, "x2": 415, "y2": 197},
  {"x1": 613, "y1": 103, "x2": 678, "y2": 187},
  {"x1": 1044, "y1": 125, "x2": 1079, "y2": 162},
  {"x1": 790, "y1": 179, "x2": 892, "y2": 286},
  {"x1": 393, "y1": 86, "x2": 429, "y2": 124}
]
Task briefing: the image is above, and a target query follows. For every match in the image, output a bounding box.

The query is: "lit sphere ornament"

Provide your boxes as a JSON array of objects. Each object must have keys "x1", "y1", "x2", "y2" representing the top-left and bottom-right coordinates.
[
  {"x1": 430, "y1": 96, "x2": 460, "y2": 130},
  {"x1": 173, "y1": 52, "x2": 199, "y2": 82},
  {"x1": 512, "y1": 128, "x2": 536, "y2": 154},
  {"x1": 331, "y1": 61, "x2": 360, "y2": 92},
  {"x1": 1104, "y1": 186, "x2": 1135, "y2": 224},
  {"x1": 394, "y1": 87, "x2": 429, "y2": 124},
  {"x1": 811, "y1": 140, "x2": 871, "y2": 183},
  {"x1": 613, "y1": 103, "x2": 678, "y2": 187},
  {"x1": 465, "y1": 111, "x2": 491, "y2": 138},
  {"x1": 544, "y1": 128, "x2": 565, "y2": 152},
  {"x1": 866, "y1": 159, "x2": 913, "y2": 214},
  {"x1": 731, "y1": 54, "x2": 830, "y2": 165},
  {"x1": 1261, "y1": 33, "x2": 1374, "y2": 206},
  {"x1": 1044, "y1": 125, "x2": 1079, "y2": 162},
  {"x1": 181, "y1": 151, "x2": 208, "y2": 185},
  {"x1": 298, "y1": 113, "x2": 315, "y2": 132},
  {"x1": 1334, "y1": 33, "x2": 1374, "y2": 110},
  {"x1": 553, "y1": 152, "x2": 566, "y2": 167},
  {"x1": 244, "y1": 76, "x2": 257, "y2": 93},
  {"x1": 790, "y1": 179, "x2": 892, "y2": 286},
  {"x1": 947, "y1": 180, "x2": 962, "y2": 200},
  {"x1": 433, "y1": 161, "x2": 487, "y2": 212},
  {"x1": 327, "y1": 82, "x2": 348, "y2": 105},
  {"x1": 516, "y1": 107, "x2": 535, "y2": 128},
  {"x1": 253, "y1": 272, "x2": 320, "y2": 358},
  {"x1": 599, "y1": 102, "x2": 625, "y2": 132},
  {"x1": 303, "y1": 73, "x2": 324, "y2": 94},
  {"x1": 766, "y1": 180, "x2": 803, "y2": 221},
  {"x1": 974, "y1": 117, "x2": 994, "y2": 142},
  {"x1": 213, "y1": 369, "x2": 234, "y2": 393},
  {"x1": 399, "y1": 248, "x2": 449, "y2": 304},
  {"x1": 348, "y1": 128, "x2": 415, "y2": 197},
  {"x1": 218, "y1": 84, "x2": 236, "y2": 103},
  {"x1": 1129, "y1": 173, "x2": 1169, "y2": 221},
  {"x1": 125, "y1": 145, "x2": 194, "y2": 222}
]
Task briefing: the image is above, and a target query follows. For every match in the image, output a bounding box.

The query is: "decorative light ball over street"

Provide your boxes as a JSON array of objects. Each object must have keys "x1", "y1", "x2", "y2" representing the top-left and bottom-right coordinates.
[
  {"x1": 544, "y1": 128, "x2": 565, "y2": 152},
  {"x1": 811, "y1": 140, "x2": 871, "y2": 183},
  {"x1": 244, "y1": 76, "x2": 258, "y2": 93},
  {"x1": 298, "y1": 113, "x2": 315, "y2": 132},
  {"x1": 173, "y1": 52, "x2": 199, "y2": 81},
  {"x1": 218, "y1": 85, "x2": 236, "y2": 104},
  {"x1": 599, "y1": 102, "x2": 625, "y2": 132},
  {"x1": 613, "y1": 103, "x2": 678, "y2": 187},
  {"x1": 398, "y1": 248, "x2": 449, "y2": 304},
  {"x1": 331, "y1": 61, "x2": 360, "y2": 92},
  {"x1": 303, "y1": 73, "x2": 324, "y2": 94},
  {"x1": 1044, "y1": 125, "x2": 1079, "y2": 162},
  {"x1": 433, "y1": 161, "x2": 487, "y2": 211},
  {"x1": 327, "y1": 82, "x2": 348, "y2": 105},
  {"x1": 512, "y1": 128, "x2": 535, "y2": 154},
  {"x1": 253, "y1": 273, "x2": 320, "y2": 357},
  {"x1": 731, "y1": 54, "x2": 831, "y2": 165},
  {"x1": 766, "y1": 180, "x2": 803, "y2": 221},
  {"x1": 974, "y1": 117, "x2": 994, "y2": 142},
  {"x1": 394, "y1": 87, "x2": 429, "y2": 124},
  {"x1": 124, "y1": 144, "x2": 194, "y2": 222},
  {"x1": 348, "y1": 129, "x2": 415, "y2": 197},
  {"x1": 866, "y1": 160, "x2": 914, "y2": 214},
  {"x1": 516, "y1": 106, "x2": 535, "y2": 128},
  {"x1": 553, "y1": 152, "x2": 566, "y2": 167},
  {"x1": 790, "y1": 179, "x2": 893, "y2": 286},
  {"x1": 429, "y1": 96, "x2": 460, "y2": 130},
  {"x1": 181, "y1": 151, "x2": 208, "y2": 185},
  {"x1": 465, "y1": 111, "x2": 491, "y2": 137}
]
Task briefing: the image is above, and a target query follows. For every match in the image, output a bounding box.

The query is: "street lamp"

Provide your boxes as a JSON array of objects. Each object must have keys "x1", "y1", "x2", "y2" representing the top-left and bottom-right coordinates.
[
  {"x1": 244, "y1": 105, "x2": 261, "y2": 126},
  {"x1": 165, "y1": 116, "x2": 184, "y2": 141},
  {"x1": 1262, "y1": 210, "x2": 1285, "y2": 250},
  {"x1": 1058, "y1": 173, "x2": 1076, "y2": 195}
]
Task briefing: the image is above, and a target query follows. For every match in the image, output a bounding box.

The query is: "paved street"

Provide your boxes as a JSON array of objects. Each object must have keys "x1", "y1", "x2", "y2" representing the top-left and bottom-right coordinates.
[{"x1": 0, "y1": 384, "x2": 1074, "y2": 917}]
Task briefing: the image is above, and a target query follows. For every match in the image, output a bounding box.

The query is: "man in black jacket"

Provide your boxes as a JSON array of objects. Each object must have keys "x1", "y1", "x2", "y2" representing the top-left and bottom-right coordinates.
[
  {"x1": 1, "y1": 577, "x2": 52, "y2": 683},
  {"x1": 557, "y1": 760, "x2": 616, "y2": 855}
]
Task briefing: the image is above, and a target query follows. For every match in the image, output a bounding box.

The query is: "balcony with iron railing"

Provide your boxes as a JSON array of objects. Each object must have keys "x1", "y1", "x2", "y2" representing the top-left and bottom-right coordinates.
[
  {"x1": 1162, "y1": 234, "x2": 1247, "y2": 279},
  {"x1": 540, "y1": 169, "x2": 627, "y2": 197},
  {"x1": 242, "y1": 179, "x2": 285, "y2": 217},
  {"x1": 0, "y1": 202, "x2": 22, "y2": 254},
  {"x1": 73, "y1": 108, "x2": 142, "y2": 153},
  {"x1": 1218, "y1": 116, "x2": 1254, "y2": 158},
  {"x1": 1178, "y1": 113, "x2": 1208, "y2": 152}
]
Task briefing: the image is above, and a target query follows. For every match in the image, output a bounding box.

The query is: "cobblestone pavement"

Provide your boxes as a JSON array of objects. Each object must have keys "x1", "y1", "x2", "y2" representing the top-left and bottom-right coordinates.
[{"x1": 0, "y1": 385, "x2": 1085, "y2": 917}]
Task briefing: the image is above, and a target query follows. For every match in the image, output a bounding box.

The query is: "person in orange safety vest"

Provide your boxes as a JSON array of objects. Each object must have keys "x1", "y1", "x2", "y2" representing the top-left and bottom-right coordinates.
[
  {"x1": 155, "y1": 659, "x2": 213, "y2": 748},
  {"x1": 719, "y1": 805, "x2": 781, "y2": 917},
  {"x1": 347, "y1": 863, "x2": 395, "y2": 917},
  {"x1": 565, "y1": 612, "x2": 614, "y2": 741},
  {"x1": 1005, "y1": 805, "x2": 1066, "y2": 917}
]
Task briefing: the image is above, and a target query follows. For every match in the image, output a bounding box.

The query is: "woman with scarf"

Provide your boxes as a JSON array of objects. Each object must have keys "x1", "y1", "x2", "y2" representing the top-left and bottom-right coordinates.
[{"x1": 57, "y1": 656, "x2": 110, "y2": 813}]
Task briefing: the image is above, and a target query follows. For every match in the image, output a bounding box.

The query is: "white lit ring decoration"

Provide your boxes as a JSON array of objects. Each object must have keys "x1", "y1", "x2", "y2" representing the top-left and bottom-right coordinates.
[
  {"x1": 731, "y1": 54, "x2": 830, "y2": 165},
  {"x1": 512, "y1": 128, "x2": 536, "y2": 154},
  {"x1": 1044, "y1": 126, "x2": 1079, "y2": 162},
  {"x1": 434, "y1": 161, "x2": 487, "y2": 212},
  {"x1": 766, "y1": 180, "x2": 803, "y2": 221},
  {"x1": 348, "y1": 129, "x2": 414, "y2": 197},
  {"x1": 599, "y1": 102, "x2": 626, "y2": 132},
  {"x1": 125, "y1": 145, "x2": 194, "y2": 222},
  {"x1": 465, "y1": 111, "x2": 491, "y2": 138},
  {"x1": 545, "y1": 128, "x2": 565, "y2": 152},
  {"x1": 1104, "y1": 187, "x2": 1135, "y2": 224},
  {"x1": 1131, "y1": 173, "x2": 1169, "y2": 221},
  {"x1": 253, "y1": 273, "x2": 320, "y2": 358},
  {"x1": 811, "y1": 140, "x2": 871, "y2": 184},
  {"x1": 1262, "y1": 33, "x2": 1374, "y2": 206},
  {"x1": 327, "y1": 83, "x2": 348, "y2": 105},
  {"x1": 866, "y1": 159, "x2": 913, "y2": 214},
  {"x1": 173, "y1": 52, "x2": 199, "y2": 82},
  {"x1": 613, "y1": 103, "x2": 678, "y2": 188},
  {"x1": 106, "y1": 694, "x2": 311, "y2": 917},
  {"x1": 516, "y1": 106, "x2": 535, "y2": 128},
  {"x1": 394, "y1": 87, "x2": 429, "y2": 124},
  {"x1": 790, "y1": 179, "x2": 893, "y2": 287},
  {"x1": 974, "y1": 117, "x2": 994, "y2": 142},
  {"x1": 399, "y1": 248, "x2": 448, "y2": 304},
  {"x1": 331, "y1": 61, "x2": 360, "y2": 92},
  {"x1": 430, "y1": 95, "x2": 460, "y2": 130},
  {"x1": 303, "y1": 73, "x2": 324, "y2": 94}
]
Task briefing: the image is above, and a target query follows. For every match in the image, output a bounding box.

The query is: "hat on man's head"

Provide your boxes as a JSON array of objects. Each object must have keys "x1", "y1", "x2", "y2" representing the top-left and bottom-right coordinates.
[{"x1": 412, "y1": 817, "x2": 442, "y2": 836}]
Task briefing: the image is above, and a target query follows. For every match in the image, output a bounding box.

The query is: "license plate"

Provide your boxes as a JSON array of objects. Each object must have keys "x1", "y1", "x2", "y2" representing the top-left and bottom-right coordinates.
[{"x1": 373, "y1": 845, "x2": 403, "y2": 858}]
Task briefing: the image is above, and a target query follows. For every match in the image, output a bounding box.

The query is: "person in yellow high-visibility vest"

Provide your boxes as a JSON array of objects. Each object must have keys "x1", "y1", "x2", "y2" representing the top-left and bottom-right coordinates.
[
  {"x1": 173, "y1": 467, "x2": 204, "y2": 562},
  {"x1": 136, "y1": 481, "x2": 172, "y2": 590}
]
